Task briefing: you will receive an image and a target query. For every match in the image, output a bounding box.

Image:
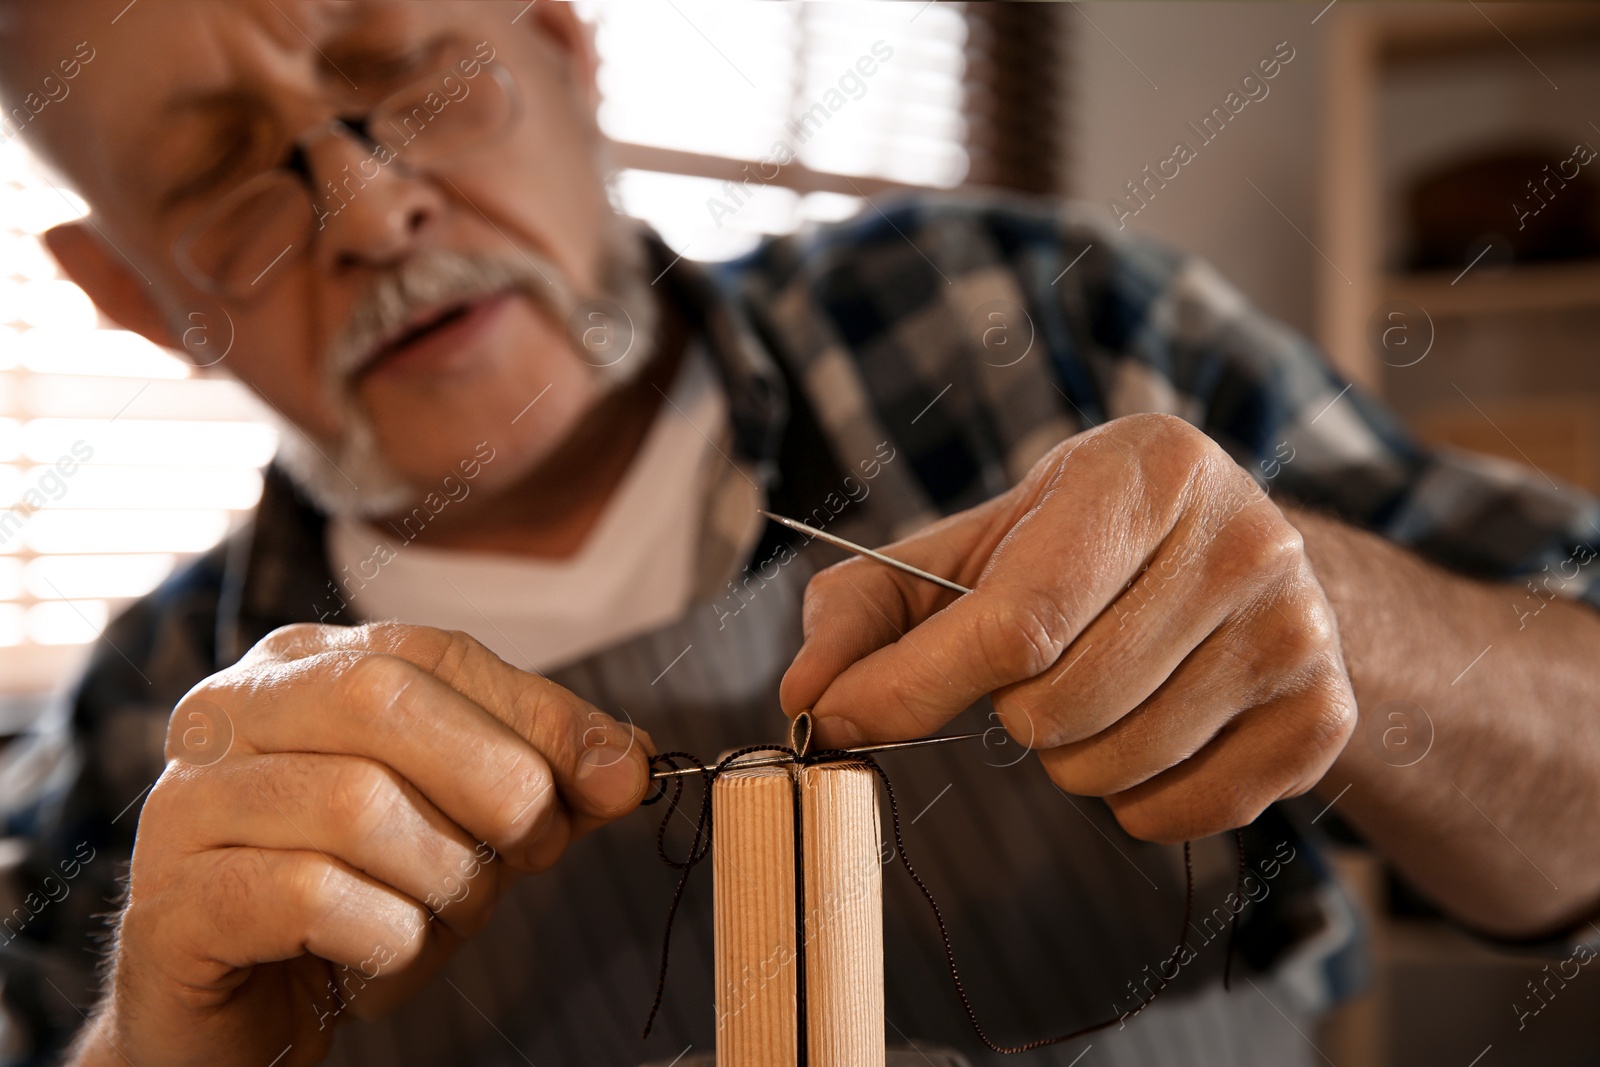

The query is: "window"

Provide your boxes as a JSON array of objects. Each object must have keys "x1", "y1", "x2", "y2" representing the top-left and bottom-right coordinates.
[
  {"x1": 583, "y1": 0, "x2": 976, "y2": 260},
  {"x1": 0, "y1": 140, "x2": 276, "y2": 694}
]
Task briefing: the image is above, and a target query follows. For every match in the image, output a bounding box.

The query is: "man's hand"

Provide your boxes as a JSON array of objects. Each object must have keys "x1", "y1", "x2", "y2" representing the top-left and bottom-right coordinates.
[
  {"x1": 74, "y1": 623, "x2": 650, "y2": 1067},
  {"x1": 781, "y1": 413, "x2": 1355, "y2": 843}
]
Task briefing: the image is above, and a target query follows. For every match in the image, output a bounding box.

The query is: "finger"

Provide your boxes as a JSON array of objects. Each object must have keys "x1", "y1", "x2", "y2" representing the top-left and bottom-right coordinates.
[
  {"x1": 157, "y1": 754, "x2": 507, "y2": 939},
  {"x1": 126, "y1": 847, "x2": 435, "y2": 979},
  {"x1": 800, "y1": 432, "x2": 1170, "y2": 743},
  {"x1": 180, "y1": 651, "x2": 569, "y2": 869},
  {"x1": 1029, "y1": 625, "x2": 1277, "y2": 799},
  {"x1": 1099, "y1": 678, "x2": 1355, "y2": 843},
  {"x1": 991, "y1": 500, "x2": 1300, "y2": 751},
  {"x1": 807, "y1": 419, "x2": 1271, "y2": 745},
  {"x1": 272, "y1": 624, "x2": 652, "y2": 826},
  {"x1": 779, "y1": 498, "x2": 1013, "y2": 718}
]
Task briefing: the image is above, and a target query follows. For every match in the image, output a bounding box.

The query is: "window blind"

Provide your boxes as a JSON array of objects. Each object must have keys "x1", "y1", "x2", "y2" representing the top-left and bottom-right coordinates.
[
  {"x1": 582, "y1": 0, "x2": 975, "y2": 260},
  {"x1": 0, "y1": 140, "x2": 276, "y2": 693}
]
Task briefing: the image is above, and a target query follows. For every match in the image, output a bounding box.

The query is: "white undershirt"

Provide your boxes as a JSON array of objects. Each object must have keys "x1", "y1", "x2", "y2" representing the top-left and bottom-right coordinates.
[{"x1": 325, "y1": 345, "x2": 723, "y2": 673}]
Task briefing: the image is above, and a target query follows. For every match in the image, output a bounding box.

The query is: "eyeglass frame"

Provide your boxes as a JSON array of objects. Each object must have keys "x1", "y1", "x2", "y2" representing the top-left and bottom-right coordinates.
[{"x1": 171, "y1": 57, "x2": 522, "y2": 300}]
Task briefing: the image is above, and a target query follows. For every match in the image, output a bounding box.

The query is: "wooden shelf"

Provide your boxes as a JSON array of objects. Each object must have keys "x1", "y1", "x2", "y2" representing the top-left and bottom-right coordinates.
[
  {"x1": 1315, "y1": 3, "x2": 1600, "y2": 390},
  {"x1": 1385, "y1": 259, "x2": 1600, "y2": 318},
  {"x1": 1374, "y1": 5, "x2": 1600, "y2": 67}
]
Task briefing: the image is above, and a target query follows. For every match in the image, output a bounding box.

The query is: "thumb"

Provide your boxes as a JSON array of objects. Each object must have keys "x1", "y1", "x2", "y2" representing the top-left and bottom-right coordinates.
[{"x1": 777, "y1": 495, "x2": 1018, "y2": 740}]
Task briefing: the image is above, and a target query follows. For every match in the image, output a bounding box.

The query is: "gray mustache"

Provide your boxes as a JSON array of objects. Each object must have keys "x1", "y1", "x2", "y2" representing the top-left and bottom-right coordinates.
[{"x1": 325, "y1": 247, "x2": 578, "y2": 388}]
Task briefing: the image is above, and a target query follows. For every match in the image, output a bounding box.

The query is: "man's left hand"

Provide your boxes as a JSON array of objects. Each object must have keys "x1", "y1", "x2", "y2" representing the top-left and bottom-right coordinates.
[{"x1": 780, "y1": 413, "x2": 1356, "y2": 842}]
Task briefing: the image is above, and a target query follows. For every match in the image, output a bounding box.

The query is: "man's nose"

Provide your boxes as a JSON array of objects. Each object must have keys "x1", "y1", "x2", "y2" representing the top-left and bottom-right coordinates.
[{"x1": 302, "y1": 130, "x2": 445, "y2": 273}]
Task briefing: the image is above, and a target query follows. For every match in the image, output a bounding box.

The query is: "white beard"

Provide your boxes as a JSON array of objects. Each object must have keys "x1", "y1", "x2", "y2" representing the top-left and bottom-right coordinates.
[{"x1": 267, "y1": 209, "x2": 659, "y2": 520}]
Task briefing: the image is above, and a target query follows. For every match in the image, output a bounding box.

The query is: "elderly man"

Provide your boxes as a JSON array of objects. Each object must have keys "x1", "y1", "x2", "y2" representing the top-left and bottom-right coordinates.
[{"x1": 1, "y1": 2, "x2": 1598, "y2": 1065}]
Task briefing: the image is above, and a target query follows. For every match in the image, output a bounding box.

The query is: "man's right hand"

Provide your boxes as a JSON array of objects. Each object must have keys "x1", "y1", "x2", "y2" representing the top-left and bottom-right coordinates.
[{"x1": 70, "y1": 622, "x2": 651, "y2": 1067}]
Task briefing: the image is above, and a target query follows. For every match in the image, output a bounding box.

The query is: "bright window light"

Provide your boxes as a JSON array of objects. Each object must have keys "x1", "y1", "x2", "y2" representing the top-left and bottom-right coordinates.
[
  {"x1": 26, "y1": 599, "x2": 108, "y2": 645},
  {"x1": 25, "y1": 554, "x2": 177, "y2": 601},
  {"x1": 0, "y1": 232, "x2": 59, "y2": 281},
  {"x1": 22, "y1": 376, "x2": 270, "y2": 422},
  {"x1": 22, "y1": 510, "x2": 232, "y2": 556},
  {"x1": 22, "y1": 419, "x2": 279, "y2": 468},
  {"x1": 0, "y1": 604, "x2": 22, "y2": 647},
  {"x1": 19, "y1": 464, "x2": 263, "y2": 512},
  {"x1": 0, "y1": 185, "x2": 90, "y2": 237},
  {"x1": 580, "y1": 1, "x2": 969, "y2": 258},
  {"x1": 592, "y1": 2, "x2": 799, "y2": 160},
  {"x1": 16, "y1": 279, "x2": 98, "y2": 330},
  {"x1": 20, "y1": 329, "x2": 192, "y2": 379}
]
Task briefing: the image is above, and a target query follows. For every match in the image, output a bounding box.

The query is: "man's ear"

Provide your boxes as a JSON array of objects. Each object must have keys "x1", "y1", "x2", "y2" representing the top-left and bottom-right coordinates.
[{"x1": 41, "y1": 221, "x2": 180, "y2": 349}]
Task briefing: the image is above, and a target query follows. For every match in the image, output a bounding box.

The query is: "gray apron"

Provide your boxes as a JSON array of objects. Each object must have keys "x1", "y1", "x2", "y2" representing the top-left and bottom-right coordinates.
[{"x1": 321, "y1": 503, "x2": 1317, "y2": 1067}]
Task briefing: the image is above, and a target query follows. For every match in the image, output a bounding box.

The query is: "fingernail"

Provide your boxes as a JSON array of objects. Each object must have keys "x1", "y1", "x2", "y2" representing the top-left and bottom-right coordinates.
[
  {"x1": 575, "y1": 746, "x2": 643, "y2": 814},
  {"x1": 813, "y1": 716, "x2": 864, "y2": 748}
]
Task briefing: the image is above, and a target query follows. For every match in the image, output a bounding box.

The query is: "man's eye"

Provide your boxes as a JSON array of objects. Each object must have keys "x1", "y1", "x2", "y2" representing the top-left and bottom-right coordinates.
[
  {"x1": 348, "y1": 38, "x2": 446, "y2": 86},
  {"x1": 166, "y1": 159, "x2": 238, "y2": 206},
  {"x1": 165, "y1": 129, "x2": 264, "y2": 207},
  {"x1": 371, "y1": 50, "x2": 429, "y2": 79}
]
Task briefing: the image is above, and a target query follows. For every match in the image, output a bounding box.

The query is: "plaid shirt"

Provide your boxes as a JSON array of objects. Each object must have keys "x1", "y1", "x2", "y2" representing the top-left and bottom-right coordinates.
[{"x1": 3, "y1": 190, "x2": 1598, "y2": 1064}]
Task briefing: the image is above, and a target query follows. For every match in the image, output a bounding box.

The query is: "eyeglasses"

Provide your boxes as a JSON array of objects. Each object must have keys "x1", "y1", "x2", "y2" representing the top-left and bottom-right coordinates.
[{"x1": 173, "y1": 58, "x2": 520, "y2": 301}]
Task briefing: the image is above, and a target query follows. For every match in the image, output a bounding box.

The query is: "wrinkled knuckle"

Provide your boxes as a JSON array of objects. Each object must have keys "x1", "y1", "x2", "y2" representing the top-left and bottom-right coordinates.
[
  {"x1": 172, "y1": 671, "x2": 241, "y2": 723},
  {"x1": 976, "y1": 595, "x2": 1066, "y2": 682},
  {"x1": 509, "y1": 679, "x2": 572, "y2": 742},
  {"x1": 489, "y1": 754, "x2": 555, "y2": 841},
  {"x1": 335, "y1": 653, "x2": 417, "y2": 722},
  {"x1": 359, "y1": 899, "x2": 432, "y2": 965},
  {"x1": 198, "y1": 851, "x2": 273, "y2": 937},
  {"x1": 1288, "y1": 600, "x2": 1338, "y2": 665},
  {"x1": 138, "y1": 767, "x2": 187, "y2": 831},
  {"x1": 996, "y1": 689, "x2": 1079, "y2": 750},
  {"x1": 386, "y1": 903, "x2": 433, "y2": 966},
  {"x1": 1301, "y1": 691, "x2": 1356, "y2": 756},
  {"x1": 326, "y1": 759, "x2": 403, "y2": 842},
  {"x1": 286, "y1": 854, "x2": 342, "y2": 917},
  {"x1": 442, "y1": 627, "x2": 498, "y2": 672},
  {"x1": 1142, "y1": 413, "x2": 1211, "y2": 465},
  {"x1": 1261, "y1": 613, "x2": 1324, "y2": 676},
  {"x1": 251, "y1": 621, "x2": 344, "y2": 663},
  {"x1": 1119, "y1": 411, "x2": 1192, "y2": 444},
  {"x1": 356, "y1": 621, "x2": 444, "y2": 665},
  {"x1": 1230, "y1": 518, "x2": 1302, "y2": 579},
  {"x1": 167, "y1": 682, "x2": 247, "y2": 768}
]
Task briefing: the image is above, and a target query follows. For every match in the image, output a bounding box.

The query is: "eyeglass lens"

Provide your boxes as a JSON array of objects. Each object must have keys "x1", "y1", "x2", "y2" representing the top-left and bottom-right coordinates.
[{"x1": 178, "y1": 62, "x2": 513, "y2": 297}]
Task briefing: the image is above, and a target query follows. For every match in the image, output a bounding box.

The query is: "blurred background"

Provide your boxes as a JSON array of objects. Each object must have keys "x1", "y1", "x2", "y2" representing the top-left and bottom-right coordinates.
[{"x1": 1, "y1": 3, "x2": 1597, "y2": 1061}]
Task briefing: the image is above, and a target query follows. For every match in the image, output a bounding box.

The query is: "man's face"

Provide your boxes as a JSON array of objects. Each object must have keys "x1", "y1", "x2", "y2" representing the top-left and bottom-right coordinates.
[{"x1": 7, "y1": 0, "x2": 642, "y2": 515}]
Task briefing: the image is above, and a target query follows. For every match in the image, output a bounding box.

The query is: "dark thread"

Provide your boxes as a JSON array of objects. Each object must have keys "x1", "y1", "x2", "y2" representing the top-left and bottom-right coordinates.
[
  {"x1": 640, "y1": 744, "x2": 794, "y2": 1039},
  {"x1": 1223, "y1": 826, "x2": 1246, "y2": 991},
  {"x1": 641, "y1": 746, "x2": 1249, "y2": 1052}
]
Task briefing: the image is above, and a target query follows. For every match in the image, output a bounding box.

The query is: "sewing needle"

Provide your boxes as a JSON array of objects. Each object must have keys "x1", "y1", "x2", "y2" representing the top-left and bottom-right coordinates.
[
  {"x1": 759, "y1": 510, "x2": 973, "y2": 596},
  {"x1": 648, "y1": 730, "x2": 990, "y2": 780},
  {"x1": 645, "y1": 520, "x2": 981, "y2": 781}
]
